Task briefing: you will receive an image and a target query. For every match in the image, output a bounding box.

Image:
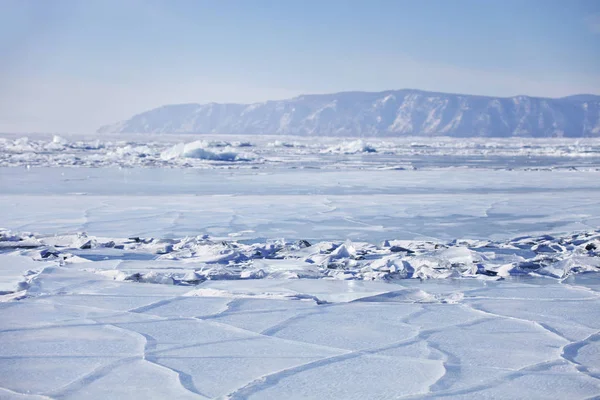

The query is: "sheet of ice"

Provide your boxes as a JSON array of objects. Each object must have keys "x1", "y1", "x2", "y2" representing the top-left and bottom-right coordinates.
[
  {"x1": 2, "y1": 133, "x2": 600, "y2": 399},
  {"x1": 0, "y1": 266, "x2": 597, "y2": 399},
  {"x1": 0, "y1": 231, "x2": 598, "y2": 398},
  {"x1": 1, "y1": 167, "x2": 599, "y2": 243}
]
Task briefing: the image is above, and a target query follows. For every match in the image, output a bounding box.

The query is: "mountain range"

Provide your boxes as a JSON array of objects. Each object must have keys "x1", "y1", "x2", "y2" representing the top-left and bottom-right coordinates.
[{"x1": 98, "y1": 89, "x2": 600, "y2": 137}]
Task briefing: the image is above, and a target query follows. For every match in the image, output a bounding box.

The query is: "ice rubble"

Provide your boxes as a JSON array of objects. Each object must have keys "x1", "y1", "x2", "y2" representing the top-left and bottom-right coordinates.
[
  {"x1": 160, "y1": 140, "x2": 249, "y2": 162},
  {"x1": 1, "y1": 229, "x2": 598, "y2": 294},
  {"x1": 0, "y1": 136, "x2": 258, "y2": 168},
  {"x1": 267, "y1": 140, "x2": 306, "y2": 148},
  {"x1": 3, "y1": 134, "x2": 600, "y2": 170},
  {"x1": 321, "y1": 140, "x2": 377, "y2": 154}
]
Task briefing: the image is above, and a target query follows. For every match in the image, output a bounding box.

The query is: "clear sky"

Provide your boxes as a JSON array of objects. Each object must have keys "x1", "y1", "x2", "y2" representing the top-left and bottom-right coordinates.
[{"x1": 1, "y1": 0, "x2": 599, "y2": 133}]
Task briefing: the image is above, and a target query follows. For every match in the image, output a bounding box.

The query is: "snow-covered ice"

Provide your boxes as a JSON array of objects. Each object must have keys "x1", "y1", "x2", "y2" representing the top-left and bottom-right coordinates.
[{"x1": 0, "y1": 133, "x2": 599, "y2": 399}]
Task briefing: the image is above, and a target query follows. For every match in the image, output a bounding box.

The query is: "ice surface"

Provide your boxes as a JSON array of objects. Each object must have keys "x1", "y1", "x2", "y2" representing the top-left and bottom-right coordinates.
[
  {"x1": 0, "y1": 228, "x2": 599, "y2": 398},
  {"x1": 1, "y1": 166, "x2": 600, "y2": 243},
  {"x1": 1, "y1": 269, "x2": 597, "y2": 399},
  {"x1": 1, "y1": 133, "x2": 599, "y2": 399}
]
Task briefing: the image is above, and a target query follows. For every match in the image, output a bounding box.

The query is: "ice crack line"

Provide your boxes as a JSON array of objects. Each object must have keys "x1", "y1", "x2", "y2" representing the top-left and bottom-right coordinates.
[
  {"x1": 561, "y1": 331, "x2": 600, "y2": 381},
  {"x1": 223, "y1": 312, "x2": 497, "y2": 399},
  {"x1": 0, "y1": 386, "x2": 54, "y2": 400},
  {"x1": 259, "y1": 311, "x2": 322, "y2": 336},
  {"x1": 460, "y1": 302, "x2": 600, "y2": 382},
  {"x1": 221, "y1": 328, "x2": 460, "y2": 400},
  {"x1": 138, "y1": 331, "x2": 212, "y2": 399},
  {"x1": 128, "y1": 296, "x2": 183, "y2": 314}
]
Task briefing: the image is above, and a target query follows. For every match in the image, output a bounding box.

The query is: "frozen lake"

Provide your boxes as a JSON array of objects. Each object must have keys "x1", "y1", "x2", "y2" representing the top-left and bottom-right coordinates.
[
  {"x1": 1, "y1": 167, "x2": 600, "y2": 243},
  {"x1": 1, "y1": 134, "x2": 599, "y2": 399}
]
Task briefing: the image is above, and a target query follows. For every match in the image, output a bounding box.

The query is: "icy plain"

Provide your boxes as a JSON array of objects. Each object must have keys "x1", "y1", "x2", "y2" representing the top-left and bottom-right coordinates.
[{"x1": 0, "y1": 133, "x2": 599, "y2": 399}]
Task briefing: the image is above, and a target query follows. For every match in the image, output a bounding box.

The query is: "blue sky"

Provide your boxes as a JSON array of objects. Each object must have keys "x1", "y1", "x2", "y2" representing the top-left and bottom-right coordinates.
[{"x1": 1, "y1": 0, "x2": 599, "y2": 132}]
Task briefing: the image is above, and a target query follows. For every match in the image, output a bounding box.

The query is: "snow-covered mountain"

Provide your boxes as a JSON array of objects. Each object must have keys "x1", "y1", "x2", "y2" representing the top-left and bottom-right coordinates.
[{"x1": 98, "y1": 89, "x2": 600, "y2": 137}]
